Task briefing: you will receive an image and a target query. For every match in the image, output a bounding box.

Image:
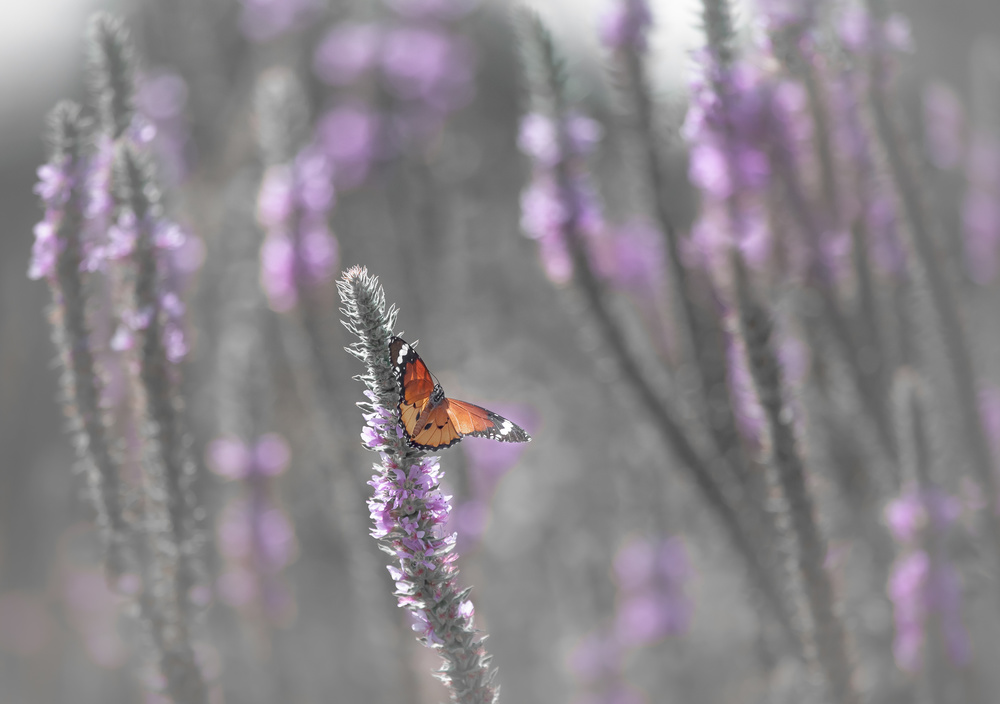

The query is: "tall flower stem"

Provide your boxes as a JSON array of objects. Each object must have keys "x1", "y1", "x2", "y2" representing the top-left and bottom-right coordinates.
[
  {"x1": 33, "y1": 102, "x2": 133, "y2": 582},
  {"x1": 521, "y1": 10, "x2": 798, "y2": 653},
  {"x1": 890, "y1": 370, "x2": 969, "y2": 702},
  {"x1": 116, "y1": 145, "x2": 208, "y2": 704},
  {"x1": 699, "y1": 0, "x2": 858, "y2": 698},
  {"x1": 734, "y1": 257, "x2": 859, "y2": 704},
  {"x1": 756, "y1": 59, "x2": 896, "y2": 464},
  {"x1": 338, "y1": 266, "x2": 498, "y2": 704},
  {"x1": 614, "y1": 6, "x2": 750, "y2": 497},
  {"x1": 864, "y1": 0, "x2": 1000, "y2": 597},
  {"x1": 770, "y1": 139, "x2": 897, "y2": 466}
]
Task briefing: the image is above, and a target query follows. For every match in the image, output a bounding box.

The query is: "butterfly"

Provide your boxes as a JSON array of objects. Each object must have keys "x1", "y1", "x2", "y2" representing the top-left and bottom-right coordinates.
[{"x1": 389, "y1": 336, "x2": 532, "y2": 450}]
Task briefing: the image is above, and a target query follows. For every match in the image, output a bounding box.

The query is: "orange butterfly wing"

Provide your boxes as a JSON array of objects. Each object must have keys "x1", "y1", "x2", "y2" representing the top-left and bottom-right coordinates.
[
  {"x1": 408, "y1": 403, "x2": 465, "y2": 450},
  {"x1": 390, "y1": 336, "x2": 531, "y2": 450},
  {"x1": 391, "y1": 336, "x2": 436, "y2": 439},
  {"x1": 446, "y1": 399, "x2": 532, "y2": 443}
]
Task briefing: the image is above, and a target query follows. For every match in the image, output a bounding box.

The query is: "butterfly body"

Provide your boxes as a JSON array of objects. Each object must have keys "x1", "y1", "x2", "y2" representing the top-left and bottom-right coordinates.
[{"x1": 390, "y1": 336, "x2": 531, "y2": 451}]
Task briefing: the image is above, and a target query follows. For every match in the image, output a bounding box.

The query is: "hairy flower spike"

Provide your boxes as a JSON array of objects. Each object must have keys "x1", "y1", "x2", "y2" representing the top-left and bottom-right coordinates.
[
  {"x1": 32, "y1": 101, "x2": 134, "y2": 584},
  {"x1": 338, "y1": 266, "x2": 498, "y2": 704},
  {"x1": 115, "y1": 143, "x2": 204, "y2": 603},
  {"x1": 88, "y1": 13, "x2": 137, "y2": 139}
]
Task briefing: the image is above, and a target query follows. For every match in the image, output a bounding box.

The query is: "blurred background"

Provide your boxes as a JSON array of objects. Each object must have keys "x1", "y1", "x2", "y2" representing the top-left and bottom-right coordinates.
[{"x1": 3, "y1": 0, "x2": 1000, "y2": 702}]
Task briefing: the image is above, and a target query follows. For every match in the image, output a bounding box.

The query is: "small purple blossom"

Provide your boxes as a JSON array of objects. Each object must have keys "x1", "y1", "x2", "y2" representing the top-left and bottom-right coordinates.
[
  {"x1": 34, "y1": 159, "x2": 73, "y2": 207},
  {"x1": 28, "y1": 219, "x2": 60, "y2": 281},
  {"x1": 518, "y1": 113, "x2": 603, "y2": 168},
  {"x1": 257, "y1": 146, "x2": 339, "y2": 312},
  {"x1": 886, "y1": 485, "x2": 970, "y2": 672},
  {"x1": 599, "y1": 0, "x2": 652, "y2": 51},
  {"x1": 208, "y1": 434, "x2": 291, "y2": 480},
  {"x1": 961, "y1": 134, "x2": 1000, "y2": 284},
  {"x1": 380, "y1": 28, "x2": 475, "y2": 112},
  {"x1": 518, "y1": 111, "x2": 608, "y2": 286},
  {"x1": 317, "y1": 104, "x2": 380, "y2": 189},
  {"x1": 923, "y1": 82, "x2": 965, "y2": 171},
  {"x1": 314, "y1": 23, "x2": 382, "y2": 86},
  {"x1": 611, "y1": 536, "x2": 693, "y2": 646},
  {"x1": 838, "y1": 9, "x2": 914, "y2": 54}
]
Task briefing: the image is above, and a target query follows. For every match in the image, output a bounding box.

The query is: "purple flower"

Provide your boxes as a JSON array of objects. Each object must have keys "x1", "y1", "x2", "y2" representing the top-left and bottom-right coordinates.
[
  {"x1": 217, "y1": 498, "x2": 297, "y2": 569},
  {"x1": 838, "y1": 9, "x2": 913, "y2": 54},
  {"x1": 314, "y1": 23, "x2": 382, "y2": 86},
  {"x1": 962, "y1": 134, "x2": 1000, "y2": 284},
  {"x1": 613, "y1": 538, "x2": 657, "y2": 594},
  {"x1": 257, "y1": 146, "x2": 339, "y2": 312},
  {"x1": 520, "y1": 177, "x2": 570, "y2": 241},
  {"x1": 885, "y1": 487, "x2": 961, "y2": 544},
  {"x1": 518, "y1": 113, "x2": 603, "y2": 168},
  {"x1": 238, "y1": 0, "x2": 319, "y2": 42},
  {"x1": 518, "y1": 110, "x2": 608, "y2": 286},
  {"x1": 208, "y1": 437, "x2": 252, "y2": 480},
  {"x1": 886, "y1": 485, "x2": 970, "y2": 672},
  {"x1": 603, "y1": 219, "x2": 665, "y2": 296},
  {"x1": 923, "y1": 82, "x2": 965, "y2": 171},
  {"x1": 254, "y1": 434, "x2": 291, "y2": 477},
  {"x1": 260, "y1": 235, "x2": 296, "y2": 312},
  {"x1": 317, "y1": 104, "x2": 380, "y2": 188},
  {"x1": 34, "y1": 159, "x2": 73, "y2": 207},
  {"x1": 599, "y1": 0, "x2": 652, "y2": 51},
  {"x1": 85, "y1": 135, "x2": 116, "y2": 222},
  {"x1": 257, "y1": 165, "x2": 294, "y2": 231},
  {"x1": 28, "y1": 219, "x2": 60, "y2": 281},
  {"x1": 979, "y1": 385, "x2": 1000, "y2": 460},
  {"x1": 611, "y1": 536, "x2": 693, "y2": 646},
  {"x1": 380, "y1": 28, "x2": 474, "y2": 112},
  {"x1": 299, "y1": 222, "x2": 338, "y2": 280}
]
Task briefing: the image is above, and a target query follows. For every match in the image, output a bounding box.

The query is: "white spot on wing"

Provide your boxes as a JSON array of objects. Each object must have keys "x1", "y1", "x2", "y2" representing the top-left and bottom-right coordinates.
[
  {"x1": 499, "y1": 420, "x2": 513, "y2": 436},
  {"x1": 396, "y1": 344, "x2": 409, "y2": 365}
]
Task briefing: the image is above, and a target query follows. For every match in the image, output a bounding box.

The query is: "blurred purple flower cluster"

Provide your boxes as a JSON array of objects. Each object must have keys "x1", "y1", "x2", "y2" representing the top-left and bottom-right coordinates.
[
  {"x1": 30, "y1": 120, "x2": 198, "y2": 366},
  {"x1": 612, "y1": 535, "x2": 693, "y2": 645},
  {"x1": 28, "y1": 155, "x2": 75, "y2": 282},
  {"x1": 683, "y1": 61, "x2": 779, "y2": 276},
  {"x1": 569, "y1": 535, "x2": 693, "y2": 703},
  {"x1": 518, "y1": 112, "x2": 605, "y2": 285},
  {"x1": 257, "y1": 146, "x2": 338, "y2": 312},
  {"x1": 598, "y1": 0, "x2": 652, "y2": 52},
  {"x1": 311, "y1": 2, "x2": 476, "y2": 189},
  {"x1": 208, "y1": 434, "x2": 298, "y2": 625},
  {"x1": 885, "y1": 487, "x2": 970, "y2": 672}
]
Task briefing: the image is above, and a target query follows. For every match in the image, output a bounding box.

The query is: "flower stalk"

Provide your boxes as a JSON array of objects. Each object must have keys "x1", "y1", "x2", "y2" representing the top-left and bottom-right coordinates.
[
  {"x1": 519, "y1": 8, "x2": 798, "y2": 652},
  {"x1": 338, "y1": 265, "x2": 498, "y2": 704},
  {"x1": 864, "y1": 0, "x2": 1000, "y2": 603}
]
